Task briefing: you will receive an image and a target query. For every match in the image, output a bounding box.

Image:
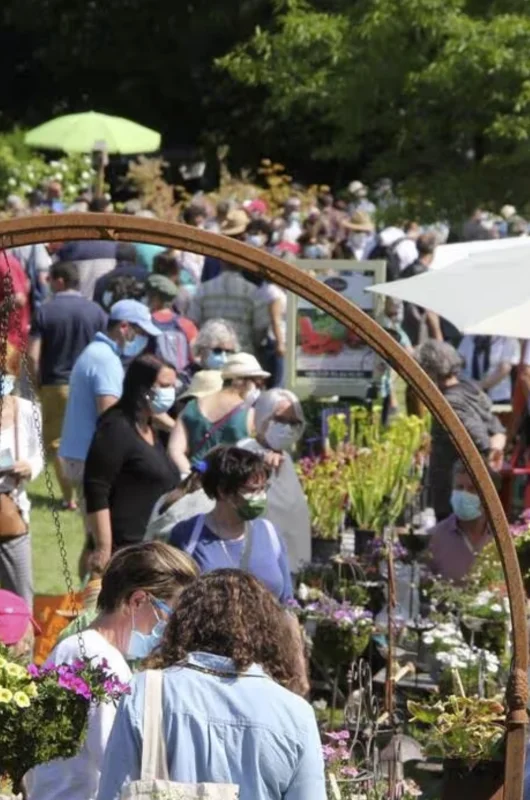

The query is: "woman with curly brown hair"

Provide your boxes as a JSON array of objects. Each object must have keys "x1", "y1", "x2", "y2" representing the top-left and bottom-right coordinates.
[{"x1": 97, "y1": 570, "x2": 325, "y2": 800}]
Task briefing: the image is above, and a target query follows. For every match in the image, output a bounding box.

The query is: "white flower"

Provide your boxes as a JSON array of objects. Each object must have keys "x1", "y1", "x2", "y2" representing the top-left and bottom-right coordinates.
[
  {"x1": 81, "y1": 170, "x2": 91, "y2": 180},
  {"x1": 490, "y1": 603, "x2": 503, "y2": 614},
  {"x1": 313, "y1": 699, "x2": 327, "y2": 711},
  {"x1": 8, "y1": 177, "x2": 16, "y2": 186},
  {"x1": 297, "y1": 583, "x2": 309, "y2": 602}
]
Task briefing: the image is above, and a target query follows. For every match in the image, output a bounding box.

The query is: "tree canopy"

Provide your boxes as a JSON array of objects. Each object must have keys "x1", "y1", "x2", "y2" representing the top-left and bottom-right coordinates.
[
  {"x1": 2, "y1": 0, "x2": 530, "y2": 216},
  {"x1": 220, "y1": 0, "x2": 530, "y2": 217}
]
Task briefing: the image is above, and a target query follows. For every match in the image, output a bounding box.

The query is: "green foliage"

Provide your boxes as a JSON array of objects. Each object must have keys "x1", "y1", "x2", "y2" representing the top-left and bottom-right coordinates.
[
  {"x1": 408, "y1": 696, "x2": 505, "y2": 762},
  {"x1": 220, "y1": 0, "x2": 530, "y2": 218},
  {"x1": 0, "y1": 145, "x2": 95, "y2": 206}
]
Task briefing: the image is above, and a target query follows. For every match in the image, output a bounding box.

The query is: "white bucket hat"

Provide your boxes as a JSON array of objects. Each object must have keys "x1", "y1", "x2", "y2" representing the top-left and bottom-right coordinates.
[
  {"x1": 180, "y1": 370, "x2": 223, "y2": 399},
  {"x1": 222, "y1": 353, "x2": 270, "y2": 380}
]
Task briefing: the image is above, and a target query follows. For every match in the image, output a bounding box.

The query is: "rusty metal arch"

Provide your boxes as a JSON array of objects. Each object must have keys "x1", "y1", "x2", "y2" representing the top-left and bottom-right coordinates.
[{"x1": 1, "y1": 213, "x2": 527, "y2": 796}]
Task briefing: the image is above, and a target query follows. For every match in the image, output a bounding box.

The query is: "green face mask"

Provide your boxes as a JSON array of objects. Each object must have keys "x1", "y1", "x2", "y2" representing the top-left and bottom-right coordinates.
[{"x1": 236, "y1": 491, "x2": 267, "y2": 521}]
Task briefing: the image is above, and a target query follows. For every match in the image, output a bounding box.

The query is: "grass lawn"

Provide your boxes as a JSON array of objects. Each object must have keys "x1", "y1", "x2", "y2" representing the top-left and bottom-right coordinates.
[{"x1": 28, "y1": 471, "x2": 84, "y2": 596}]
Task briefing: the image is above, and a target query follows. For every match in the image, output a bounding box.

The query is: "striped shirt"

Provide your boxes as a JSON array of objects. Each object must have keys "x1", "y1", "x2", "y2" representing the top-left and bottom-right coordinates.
[{"x1": 188, "y1": 271, "x2": 259, "y2": 353}]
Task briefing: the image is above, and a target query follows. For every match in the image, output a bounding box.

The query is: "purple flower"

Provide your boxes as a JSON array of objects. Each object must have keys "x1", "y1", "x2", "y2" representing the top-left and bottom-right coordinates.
[
  {"x1": 58, "y1": 674, "x2": 92, "y2": 700},
  {"x1": 341, "y1": 766, "x2": 359, "y2": 778},
  {"x1": 325, "y1": 730, "x2": 350, "y2": 741},
  {"x1": 27, "y1": 664, "x2": 40, "y2": 678}
]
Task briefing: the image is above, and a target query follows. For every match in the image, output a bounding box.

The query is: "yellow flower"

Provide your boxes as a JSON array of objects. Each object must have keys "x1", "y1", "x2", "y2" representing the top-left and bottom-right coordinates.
[
  {"x1": 25, "y1": 682, "x2": 38, "y2": 698},
  {"x1": 0, "y1": 657, "x2": 6, "y2": 668},
  {"x1": 13, "y1": 691, "x2": 30, "y2": 708},
  {"x1": 5, "y1": 663, "x2": 27, "y2": 680},
  {"x1": 0, "y1": 688, "x2": 13, "y2": 703}
]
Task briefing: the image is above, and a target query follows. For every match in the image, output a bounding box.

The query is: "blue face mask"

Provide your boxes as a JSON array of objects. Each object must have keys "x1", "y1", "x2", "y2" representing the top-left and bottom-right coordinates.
[
  {"x1": 122, "y1": 334, "x2": 148, "y2": 359},
  {"x1": 150, "y1": 386, "x2": 176, "y2": 414},
  {"x1": 0, "y1": 375, "x2": 15, "y2": 397},
  {"x1": 126, "y1": 599, "x2": 170, "y2": 661},
  {"x1": 205, "y1": 350, "x2": 228, "y2": 370},
  {"x1": 450, "y1": 489, "x2": 482, "y2": 521}
]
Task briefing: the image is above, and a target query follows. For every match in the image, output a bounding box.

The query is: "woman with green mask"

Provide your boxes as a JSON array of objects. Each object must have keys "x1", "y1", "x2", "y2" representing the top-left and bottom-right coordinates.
[{"x1": 169, "y1": 446, "x2": 293, "y2": 602}]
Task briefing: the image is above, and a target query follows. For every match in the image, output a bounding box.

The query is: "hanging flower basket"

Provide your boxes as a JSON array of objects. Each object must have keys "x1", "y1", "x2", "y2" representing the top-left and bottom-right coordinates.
[
  {"x1": 304, "y1": 598, "x2": 374, "y2": 667},
  {"x1": 0, "y1": 653, "x2": 129, "y2": 789}
]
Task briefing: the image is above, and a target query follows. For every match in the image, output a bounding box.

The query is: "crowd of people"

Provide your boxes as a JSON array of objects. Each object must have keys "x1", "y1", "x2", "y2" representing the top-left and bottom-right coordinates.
[{"x1": 0, "y1": 177, "x2": 526, "y2": 798}]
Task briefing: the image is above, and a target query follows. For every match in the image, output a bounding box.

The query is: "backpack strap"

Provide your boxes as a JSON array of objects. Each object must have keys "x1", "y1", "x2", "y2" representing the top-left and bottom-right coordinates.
[
  {"x1": 141, "y1": 670, "x2": 169, "y2": 782},
  {"x1": 185, "y1": 514, "x2": 205, "y2": 557}
]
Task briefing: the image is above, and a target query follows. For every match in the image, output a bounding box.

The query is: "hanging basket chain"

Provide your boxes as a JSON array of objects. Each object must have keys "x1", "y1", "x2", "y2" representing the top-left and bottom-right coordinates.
[{"x1": 0, "y1": 245, "x2": 87, "y2": 659}]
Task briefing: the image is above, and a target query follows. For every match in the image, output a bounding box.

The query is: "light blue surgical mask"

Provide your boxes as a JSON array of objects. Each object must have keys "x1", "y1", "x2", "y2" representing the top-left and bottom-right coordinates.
[
  {"x1": 150, "y1": 386, "x2": 176, "y2": 414},
  {"x1": 246, "y1": 234, "x2": 266, "y2": 248},
  {"x1": 205, "y1": 350, "x2": 228, "y2": 370},
  {"x1": 0, "y1": 375, "x2": 15, "y2": 397},
  {"x1": 122, "y1": 334, "x2": 149, "y2": 359},
  {"x1": 126, "y1": 598, "x2": 170, "y2": 661},
  {"x1": 450, "y1": 489, "x2": 482, "y2": 521}
]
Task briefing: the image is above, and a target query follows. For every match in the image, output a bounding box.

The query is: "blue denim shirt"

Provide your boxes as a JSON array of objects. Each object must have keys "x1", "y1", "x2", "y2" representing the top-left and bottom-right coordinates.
[{"x1": 97, "y1": 652, "x2": 326, "y2": 800}]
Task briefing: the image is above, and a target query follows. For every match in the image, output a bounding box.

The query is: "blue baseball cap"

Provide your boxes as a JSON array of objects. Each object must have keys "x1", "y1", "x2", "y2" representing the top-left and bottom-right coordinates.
[{"x1": 109, "y1": 299, "x2": 161, "y2": 337}]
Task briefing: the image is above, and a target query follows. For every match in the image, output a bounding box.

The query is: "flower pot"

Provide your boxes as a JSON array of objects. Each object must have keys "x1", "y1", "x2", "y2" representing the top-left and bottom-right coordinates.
[
  {"x1": 442, "y1": 759, "x2": 504, "y2": 800},
  {"x1": 312, "y1": 620, "x2": 371, "y2": 667},
  {"x1": 312, "y1": 537, "x2": 341, "y2": 563},
  {"x1": 354, "y1": 529, "x2": 375, "y2": 557}
]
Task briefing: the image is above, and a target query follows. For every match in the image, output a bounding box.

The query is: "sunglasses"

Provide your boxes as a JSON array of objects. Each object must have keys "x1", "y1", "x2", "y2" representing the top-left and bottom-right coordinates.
[{"x1": 211, "y1": 347, "x2": 235, "y2": 355}]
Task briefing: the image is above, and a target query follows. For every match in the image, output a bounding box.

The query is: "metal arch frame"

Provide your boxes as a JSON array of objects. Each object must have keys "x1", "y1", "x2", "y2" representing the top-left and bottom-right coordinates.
[{"x1": 1, "y1": 213, "x2": 527, "y2": 797}]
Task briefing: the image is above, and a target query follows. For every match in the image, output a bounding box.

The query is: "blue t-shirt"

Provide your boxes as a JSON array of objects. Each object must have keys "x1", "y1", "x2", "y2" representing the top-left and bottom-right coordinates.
[
  {"x1": 59, "y1": 333, "x2": 124, "y2": 462},
  {"x1": 31, "y1": 291, "x2": 107, "y2": 385},
  {"x1": 169, "y1": 515, "x2": 293, "y2": 602}
]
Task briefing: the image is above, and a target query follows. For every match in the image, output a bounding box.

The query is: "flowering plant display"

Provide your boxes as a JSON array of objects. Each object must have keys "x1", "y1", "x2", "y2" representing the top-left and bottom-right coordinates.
[
  {"x1": 421, "y1": 620, "x2": 501, "y2": 696},
  {"x1": 296, "y1": 453, "x2": 348, "y2": 539},
  {"x1": 0, "y1": 146, "x2": 96, "y2": 206},
  {"x1": 0, "y1": 651, "x2": 129, "y2": 787},
  {"x1": 408, "y1": 696, "x2": 505, "y2": 762},
  {"x1": 303, "y1": 597, "x2": 374, "y2": 666}
]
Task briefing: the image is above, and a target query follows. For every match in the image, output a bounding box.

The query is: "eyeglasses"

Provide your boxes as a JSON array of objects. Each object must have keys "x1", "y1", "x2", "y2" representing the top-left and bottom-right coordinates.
[
  {"x1": 211, "y1": 347, "x2": 235, "y2": 355},
  {"x1": 272, "y1": 417, "x2": 303, "y2": 428}
]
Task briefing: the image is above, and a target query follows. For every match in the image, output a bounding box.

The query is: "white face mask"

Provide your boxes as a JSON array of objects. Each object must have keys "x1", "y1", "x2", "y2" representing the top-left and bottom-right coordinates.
[
  {"x1": 244, "y1": 384, "x2": 261, "y2": 406},
  {"x1": 265, "y1": 421, "x2": 299, "y2": 452}
]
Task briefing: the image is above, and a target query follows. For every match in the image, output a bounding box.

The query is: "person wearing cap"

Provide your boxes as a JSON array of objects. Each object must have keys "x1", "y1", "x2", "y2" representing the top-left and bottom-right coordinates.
[
  {"x1": 59, "y1": 299, "x2": 160, "y2": 576},
  {"x1": 147, "y1": 273, "x2": 197, "y2": 353},
  {"x1": 169, "y1": 353, "x2": 269, "y2": 477},
  {"x1": 0, "y1": 589, "x2": 40, "y2": 661}
]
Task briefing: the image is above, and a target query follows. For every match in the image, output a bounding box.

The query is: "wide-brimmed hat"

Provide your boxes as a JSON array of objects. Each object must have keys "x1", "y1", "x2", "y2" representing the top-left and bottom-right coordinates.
[
  {"x1": 180, "y1": 370, "x2": 223, "y2": 400},
  {"x1": 343, "y1": 210, "x2": 375, "y2": 233},
  {"x1": 222, "y1": 353, "x2": 270, "y2": 380},
  {"x1": 221, "y1": 209, "x2": 250, "y2": 237}
]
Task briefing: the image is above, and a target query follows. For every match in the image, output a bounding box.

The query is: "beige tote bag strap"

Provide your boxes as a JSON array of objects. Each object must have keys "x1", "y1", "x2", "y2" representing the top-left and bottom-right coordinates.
[{"x1": 141, "y1": 670, "x2": 170, "y2": 782}]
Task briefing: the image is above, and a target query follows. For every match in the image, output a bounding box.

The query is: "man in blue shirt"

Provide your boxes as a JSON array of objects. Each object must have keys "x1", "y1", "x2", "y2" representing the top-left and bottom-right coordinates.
[
  {"x1": 59, "y1": 299, "x2": 161, "y2": 576},
  {"x1": 29, "y1": 262, "x2": 107, "y2": 510}
]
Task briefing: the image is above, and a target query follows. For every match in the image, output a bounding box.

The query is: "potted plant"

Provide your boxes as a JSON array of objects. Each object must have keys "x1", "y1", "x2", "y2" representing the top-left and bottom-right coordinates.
[
  {"x1": 297, "y1": 454, "x2": 348, "y2": 561},
  {"x1": 408, "y1": 696, "x2": 505, "y2": 800},
  {"x1": 304, "y1": 597, "x2": 374, "y2": 668},
  {"x1": 0, "y1": 650, "x2": 129, "y2": 790}
]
